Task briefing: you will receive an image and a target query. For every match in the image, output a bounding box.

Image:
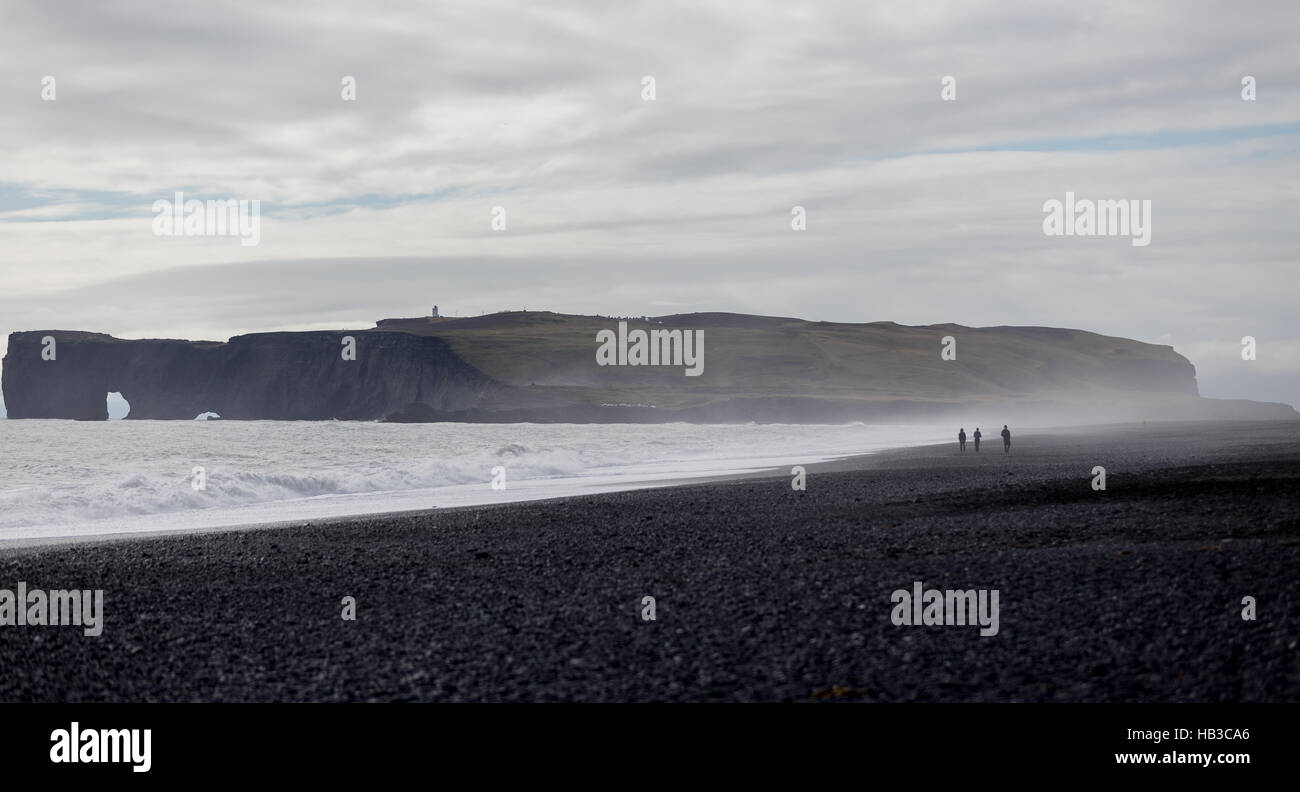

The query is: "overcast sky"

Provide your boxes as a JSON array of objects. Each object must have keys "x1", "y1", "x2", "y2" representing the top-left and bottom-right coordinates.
[{"x1": 1, "y1": 0, "x2": 1297, "y2": 415}]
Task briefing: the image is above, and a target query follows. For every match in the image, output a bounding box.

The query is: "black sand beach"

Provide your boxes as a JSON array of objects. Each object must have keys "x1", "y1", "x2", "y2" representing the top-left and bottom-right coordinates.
[{"x1": 2, "y1": 420, "x2": 1297, "y2": 702}]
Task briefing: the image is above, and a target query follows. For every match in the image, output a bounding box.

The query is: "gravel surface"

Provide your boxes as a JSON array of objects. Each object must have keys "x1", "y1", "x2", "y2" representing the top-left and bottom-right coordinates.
[{"x1": 2, "y1": 420, "x2": 1297, "y2": 702}]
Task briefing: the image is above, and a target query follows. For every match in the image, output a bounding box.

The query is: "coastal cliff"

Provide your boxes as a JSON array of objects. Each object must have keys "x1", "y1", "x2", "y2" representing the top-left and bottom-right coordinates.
[
  {"x1": 1, "y1": 330, "x2": 502, "y2": 420},
  {"x1": 2, "y1": 312, "x2": 1293, "y2": 422}
]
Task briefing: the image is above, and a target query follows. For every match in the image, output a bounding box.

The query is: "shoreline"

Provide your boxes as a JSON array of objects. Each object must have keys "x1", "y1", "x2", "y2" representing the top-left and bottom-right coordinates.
[
  {"x1": 0, "y1": 457, "x2": 855, "y2": 554},
  {"x1": 1, "y1": 418, "x2": 1277, "y2": 552},
  {"x1": 0, "y1": 423, "x2": 949, "y2": 550}
]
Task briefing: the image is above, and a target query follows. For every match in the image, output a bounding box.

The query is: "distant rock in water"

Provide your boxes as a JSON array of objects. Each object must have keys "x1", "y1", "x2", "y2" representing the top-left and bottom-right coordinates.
[{"x1": 2, "y1": 312, "x2": 1294, "y2": 423}]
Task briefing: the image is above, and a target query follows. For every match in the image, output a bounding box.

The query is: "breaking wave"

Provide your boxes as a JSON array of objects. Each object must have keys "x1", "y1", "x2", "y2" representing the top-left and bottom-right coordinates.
[{"x1": 0, "y1": 420, "x2": 947, "y2": 538}]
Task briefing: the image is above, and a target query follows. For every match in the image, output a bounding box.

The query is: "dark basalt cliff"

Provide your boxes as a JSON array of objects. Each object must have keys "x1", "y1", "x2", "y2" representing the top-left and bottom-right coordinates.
[
  {"x1": 2, "y1": 313, "x2": 1294, "y2": 422},
  {"x1": 1, "y1": 330, "x2": 504, "y2": 420}
]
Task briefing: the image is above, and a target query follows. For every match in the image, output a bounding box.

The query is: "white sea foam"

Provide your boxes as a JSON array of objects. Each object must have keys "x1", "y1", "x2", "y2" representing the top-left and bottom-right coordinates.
[{"x1": 0, "y1": 421, "x2": 949, "y2": 541}]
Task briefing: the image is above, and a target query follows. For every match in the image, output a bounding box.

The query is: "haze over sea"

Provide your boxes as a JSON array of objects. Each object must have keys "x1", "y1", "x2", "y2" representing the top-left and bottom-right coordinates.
[{"x1": 0, "y1": 420, "x2": 950, "y2": 542}]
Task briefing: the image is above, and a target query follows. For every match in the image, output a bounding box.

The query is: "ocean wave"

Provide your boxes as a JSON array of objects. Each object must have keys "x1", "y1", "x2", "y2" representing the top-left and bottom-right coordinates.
[
  {"x1": 0, "y1": 421, "x2": 946, "y2": 535},
  {"x1": 0, "y1": 442, "x2": 592, "y2": 530}
]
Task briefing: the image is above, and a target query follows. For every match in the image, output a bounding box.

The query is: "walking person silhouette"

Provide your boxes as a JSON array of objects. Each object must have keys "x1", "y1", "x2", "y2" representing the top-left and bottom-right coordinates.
[
  {"x1": 973, "y1": 428, "x2": 981, "y2": 453},
  {"x1": 958, "y1": 428, "x2": 967, "y2": 453},
  {"x1": 1001, "y1": 425, "x2": 1011, "y2": 454}
]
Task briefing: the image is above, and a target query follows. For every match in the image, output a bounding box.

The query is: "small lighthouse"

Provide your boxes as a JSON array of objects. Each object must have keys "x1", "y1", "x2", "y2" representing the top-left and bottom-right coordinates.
[{"x1": 431, "y1": 305, "x2": 439, "y2": 318}]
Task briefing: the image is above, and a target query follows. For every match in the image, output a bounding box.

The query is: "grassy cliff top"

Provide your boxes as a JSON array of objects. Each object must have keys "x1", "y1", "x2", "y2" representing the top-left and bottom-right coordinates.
[{"x1": 371, "y1": 311, "x2": 1196, "y2": 409}]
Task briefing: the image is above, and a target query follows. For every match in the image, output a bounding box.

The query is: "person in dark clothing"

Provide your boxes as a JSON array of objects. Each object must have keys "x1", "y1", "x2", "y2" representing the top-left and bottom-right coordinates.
[
  {"x1": 973, "y1": 428, "x2": 981, "y2": 452},
  {"x1": 958, "y1": 428, "x2": 967, "y2": 453},
  {"x1": 1001, "y1": 425, "x2": 1011, "y2": 454}
]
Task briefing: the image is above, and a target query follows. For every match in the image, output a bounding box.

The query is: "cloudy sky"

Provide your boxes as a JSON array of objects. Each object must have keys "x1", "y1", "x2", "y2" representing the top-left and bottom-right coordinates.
[{"x1": 1, "y1": 0, "x2": 1297, "y2": 414}]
